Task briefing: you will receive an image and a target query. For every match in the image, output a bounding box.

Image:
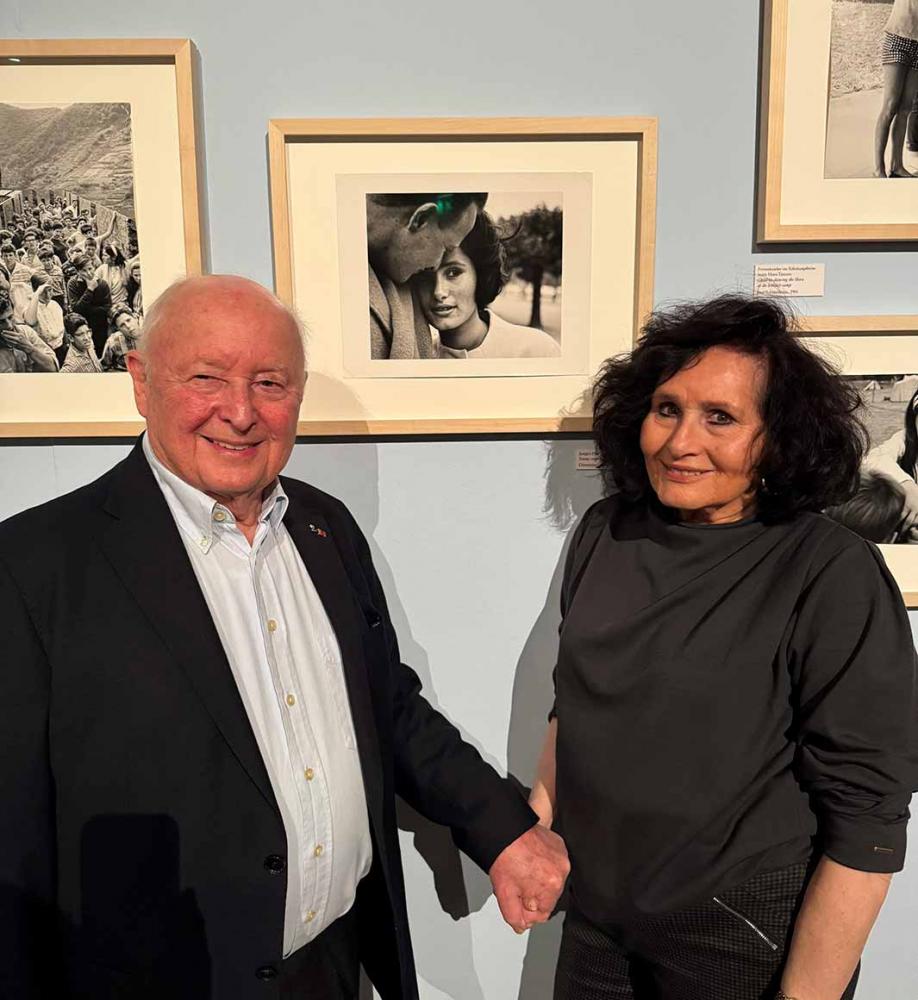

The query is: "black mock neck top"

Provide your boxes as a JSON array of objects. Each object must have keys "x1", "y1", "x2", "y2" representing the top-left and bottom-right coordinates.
[{"x1": 553, "y1": 495, "x2": 918, "y2": 927}]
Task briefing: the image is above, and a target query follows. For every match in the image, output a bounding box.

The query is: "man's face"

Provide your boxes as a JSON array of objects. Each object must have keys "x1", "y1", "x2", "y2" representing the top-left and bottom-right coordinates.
[
  {"x1": 381, "y1": 202, "x2": 478, "y2": 285},
  {"x1": 115, "y1": 311, "x2": 139, "y2": 336},
  {"x1": 1, "y1": 250, "x2": 16, "y2": 271},
  {"x1": 72, "y1": 325, "x2": 93, "y2": 353},
  {"x1": 128, "y1": 284, "x2": 305, "y2": 506},
  {"x1": 23, "y1": 235, "x2": 37, "y2": 255}
]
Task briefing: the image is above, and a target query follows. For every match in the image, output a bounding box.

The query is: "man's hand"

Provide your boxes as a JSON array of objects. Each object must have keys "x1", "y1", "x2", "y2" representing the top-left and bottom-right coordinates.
[{"x1": 489, "y1": 823, "x2": 569, "y2": 933}]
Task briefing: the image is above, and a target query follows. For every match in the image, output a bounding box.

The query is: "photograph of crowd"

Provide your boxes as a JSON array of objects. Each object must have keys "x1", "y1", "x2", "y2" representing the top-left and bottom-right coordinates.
[
  {"x1": 0, "y1": 101, "x2": 143, "y2": 373},
  {"x1": 825, "y1": 375, "x2": 918, "y2": 543},
  {"x1": 826, "y1": 0, "x2": 918, "y2": 178},
  {"x1": 367, "y1": 191, "x2": 563, "y2": 361}
]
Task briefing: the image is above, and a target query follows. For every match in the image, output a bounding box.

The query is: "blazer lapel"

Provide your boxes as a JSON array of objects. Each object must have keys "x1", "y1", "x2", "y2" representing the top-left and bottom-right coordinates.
[
  {"x1": 95, "y1": 442, "x2": 277, "y2": 813},
  {"x1": 283, "y1": 504, "x2": 384, "y2": 827}
]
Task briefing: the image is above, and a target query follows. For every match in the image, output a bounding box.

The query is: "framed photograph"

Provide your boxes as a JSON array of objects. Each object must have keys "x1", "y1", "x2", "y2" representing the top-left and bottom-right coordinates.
[
  {"x1": 268, "y1": 116, "x2": 657, "y2": 434},
  {"x1": 803, "y1": 332, "x2": 918, "y2": 604},
  {"x1": 0, "y1": 39, "x2": 205, "y2": 437},
  {"x1": 758, "y1": 0, "x2": 918, "y2": 242}
]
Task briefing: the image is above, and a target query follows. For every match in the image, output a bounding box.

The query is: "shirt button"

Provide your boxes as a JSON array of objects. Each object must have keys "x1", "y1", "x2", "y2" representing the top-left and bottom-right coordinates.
[
  {"x1": 314, "y1": 844, "x2": 324, "y2": 858},
  {"x1": 267, "y1": 619, "x2": 278, "y2": 633},
  {"x1": 305, "y1": 910, "x2": 316, "y2": 923},
  {"x1": 213, "y1": 509, "x2": 227, "y2": 522},
  {"x1": 286, "y1": 693, "x2": 296, "y2": 707},
  {"x1": 304, "y1": 767, "x2": 314, "y2": 781},
  {"x1": 255, "y1": 965, "x2": 278, "y2": 980}
]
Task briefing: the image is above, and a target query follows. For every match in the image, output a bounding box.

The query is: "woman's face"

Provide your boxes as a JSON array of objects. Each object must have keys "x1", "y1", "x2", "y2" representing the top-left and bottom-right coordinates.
[
  {"x1": 131, "y1": 263, "x2": 141, "y2": 283},
  {"x1": 414, "y1": 247, "x2": 478, "y2": 332},
  {"x1": 72, "y1": 325, "x2": 93, "y2": 353},
  {"x1": 639, "y1": 346, "x2": 766, "y2": 525}
]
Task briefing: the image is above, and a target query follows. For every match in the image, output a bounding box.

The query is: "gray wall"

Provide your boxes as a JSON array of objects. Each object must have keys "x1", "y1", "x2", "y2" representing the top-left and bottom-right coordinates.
[{"x1": 2, "y1": 0, "x2": 916, "y2": 996}]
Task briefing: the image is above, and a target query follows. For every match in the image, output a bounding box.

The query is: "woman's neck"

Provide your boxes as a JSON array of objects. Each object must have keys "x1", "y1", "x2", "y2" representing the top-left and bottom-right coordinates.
[{"x1": 439, "y1": 310, "x2": 489, "y2": 352}]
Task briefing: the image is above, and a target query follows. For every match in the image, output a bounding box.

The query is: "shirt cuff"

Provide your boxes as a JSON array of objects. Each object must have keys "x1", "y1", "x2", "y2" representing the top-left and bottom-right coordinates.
[{"x1": 820, "y1": 811, "x2": 909, "y2": 873}]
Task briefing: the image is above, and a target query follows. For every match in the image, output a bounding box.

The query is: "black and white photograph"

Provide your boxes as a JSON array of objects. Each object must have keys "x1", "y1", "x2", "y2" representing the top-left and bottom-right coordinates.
[
  {"x1": 367, "y1": 190, "x2": 564, "y2": 361},
  {"x1": 825, "y1": 374, "x2": 918, "y2": 543},
  {"x1": 0, "y1": 101, "x2": 144, "y2": 374},
  {"x1": 825, "y1": 0, "x2": 918, "y2": 178}
]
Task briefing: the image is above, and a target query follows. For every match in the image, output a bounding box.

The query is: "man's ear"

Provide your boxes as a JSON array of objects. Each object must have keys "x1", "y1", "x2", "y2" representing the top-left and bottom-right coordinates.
[
  {"x1": 406, "y1": 202, "x2": 439, "y2": 233},
  {"x1": 125, "y1": 350, "x2": 150, "y2": 418}
]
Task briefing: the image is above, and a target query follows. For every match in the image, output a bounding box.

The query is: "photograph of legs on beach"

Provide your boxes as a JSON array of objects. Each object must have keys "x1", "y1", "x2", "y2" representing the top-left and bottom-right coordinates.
[{"x1": 826, "y1": 0, "x2": 918, "y2": 178}]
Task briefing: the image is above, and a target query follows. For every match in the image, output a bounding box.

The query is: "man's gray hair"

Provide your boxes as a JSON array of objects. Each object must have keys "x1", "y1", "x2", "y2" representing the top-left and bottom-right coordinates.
[{"x1": 138, "y1": 274, "x2": 308, "y2": 367}]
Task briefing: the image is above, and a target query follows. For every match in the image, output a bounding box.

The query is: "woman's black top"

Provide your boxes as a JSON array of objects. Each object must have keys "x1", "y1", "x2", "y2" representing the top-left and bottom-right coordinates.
[{"x1": 552, "y1": 495, "x2": 918, "y2": 927}]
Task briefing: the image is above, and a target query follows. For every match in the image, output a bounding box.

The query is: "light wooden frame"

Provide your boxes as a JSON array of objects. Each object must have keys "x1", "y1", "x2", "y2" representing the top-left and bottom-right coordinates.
[
  {"x1": 0, "y1": 38, "x2": 205, "y2": 438},
  {"x1": 758, "y1": 0, "x2": 918, "y2": 243},
  {"x1": 268, "y1": 116, "x2": 657, "y2": 436},
  {"x1": 799, "y1": 316, "x2": 918, "y2": 336},
  {"x1": 796, "y1": 324, "x2": 918, "y2": 607}
]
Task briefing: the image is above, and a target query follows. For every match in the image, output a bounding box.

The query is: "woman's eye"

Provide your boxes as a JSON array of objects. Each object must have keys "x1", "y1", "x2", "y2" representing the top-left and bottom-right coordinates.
[
  {"x1": 656, "y1": 401, "x2": 678, "y2": 417},
  {"x1": 443, "y1": 267, "x2": 463, "y2": 280},
  {"x1": 709, "y1": 410, "x2": 734, "y2": 425}
]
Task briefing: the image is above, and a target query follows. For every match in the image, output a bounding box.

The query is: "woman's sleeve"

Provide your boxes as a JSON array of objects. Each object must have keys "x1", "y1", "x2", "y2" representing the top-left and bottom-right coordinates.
[{"x1": 791, "y1": 534, "x2": 918, "y2": 872}]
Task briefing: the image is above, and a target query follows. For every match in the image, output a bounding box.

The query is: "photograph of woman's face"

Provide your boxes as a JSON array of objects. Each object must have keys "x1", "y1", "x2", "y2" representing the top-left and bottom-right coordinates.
[{"x1": 414, "y1": 248, "x2": 478, "y2": 332}]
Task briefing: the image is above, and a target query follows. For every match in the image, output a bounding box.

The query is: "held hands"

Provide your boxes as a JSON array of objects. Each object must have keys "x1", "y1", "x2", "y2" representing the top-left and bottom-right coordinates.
[{"x1": 489, "y1": 823, "x2": 570, "y2": 934}]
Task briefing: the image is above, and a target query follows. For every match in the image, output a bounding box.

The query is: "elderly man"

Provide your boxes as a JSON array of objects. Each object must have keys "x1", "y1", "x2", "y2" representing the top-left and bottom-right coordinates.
[
  {"x1": 367, "y1": 193, "x2": 485, "y2": 360},
  {"x1": 0, "y1": 275, "x2": 567, "y2": 999}
]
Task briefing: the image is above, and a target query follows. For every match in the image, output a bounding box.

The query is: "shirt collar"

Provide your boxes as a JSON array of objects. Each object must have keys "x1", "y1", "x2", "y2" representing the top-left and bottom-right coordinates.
[{"x1": 142, "y1": 434, "x2": 288, "y2": 553}]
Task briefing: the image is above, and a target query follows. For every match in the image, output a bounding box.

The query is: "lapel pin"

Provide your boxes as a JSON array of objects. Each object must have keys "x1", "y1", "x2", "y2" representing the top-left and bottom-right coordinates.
[{"x1": 308, "y1": 523, "x2": 328, "y2": 538}]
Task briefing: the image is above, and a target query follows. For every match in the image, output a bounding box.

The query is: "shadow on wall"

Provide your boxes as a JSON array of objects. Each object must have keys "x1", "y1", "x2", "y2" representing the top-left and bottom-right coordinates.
[
  {"x1": 294, "y1": 421, "x2": 602, "y2": 999},
  {"x1": 510, "y1": 438, "x2": 604, "y2": 1000},
  {"x1": 289, "y1": 401, "x2": 492, "y2": 1000}
]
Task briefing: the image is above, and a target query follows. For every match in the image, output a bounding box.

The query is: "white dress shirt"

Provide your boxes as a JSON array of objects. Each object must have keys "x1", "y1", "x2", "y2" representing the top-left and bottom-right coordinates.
[{"x1": 143, "y1": 437, "x2": 372, "y2": 956}]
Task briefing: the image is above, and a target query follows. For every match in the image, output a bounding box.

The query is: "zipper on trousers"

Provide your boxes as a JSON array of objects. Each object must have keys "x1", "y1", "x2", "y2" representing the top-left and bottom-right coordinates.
[{"x1": 712, "y1": 896, "x2": 780, "y2": 952}]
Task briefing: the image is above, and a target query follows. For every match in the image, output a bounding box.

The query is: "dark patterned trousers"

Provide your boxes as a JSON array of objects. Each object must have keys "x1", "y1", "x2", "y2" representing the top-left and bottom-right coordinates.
[{"x1": 554, "y1": 863, "x2": 859, "y2": 1000}]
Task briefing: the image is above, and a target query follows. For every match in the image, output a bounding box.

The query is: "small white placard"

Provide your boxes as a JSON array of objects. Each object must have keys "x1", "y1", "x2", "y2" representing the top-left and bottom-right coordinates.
[
  {"x1": 753, "y1": 263, "x2": 825, "y2": 298},
  {"x1": 576, "y1": 447, "x2": 601, "y2": 471}
]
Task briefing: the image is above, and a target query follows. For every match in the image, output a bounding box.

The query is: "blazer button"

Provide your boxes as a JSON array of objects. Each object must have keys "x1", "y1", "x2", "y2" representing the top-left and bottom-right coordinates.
[
  {"x1": 263, "y1": 854, "x2": 286, "y2": 875},
  {"x1": 255, "y1": 965, "x2": 278, "y2": 980},
  {"x1": 365, "y1": 608, "x2": 382, "y2": 628}
]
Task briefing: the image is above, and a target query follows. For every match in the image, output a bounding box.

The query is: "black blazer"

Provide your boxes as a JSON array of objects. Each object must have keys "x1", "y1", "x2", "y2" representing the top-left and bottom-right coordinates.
[{"x1": 0, "y1": 441, "x2": 536, "y2": 999}]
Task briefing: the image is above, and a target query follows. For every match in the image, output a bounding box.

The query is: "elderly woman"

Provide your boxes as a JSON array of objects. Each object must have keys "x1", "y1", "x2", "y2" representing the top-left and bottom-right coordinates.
[{"x1": 530, "y1": 296, "x2": 917, "y2": 1000}]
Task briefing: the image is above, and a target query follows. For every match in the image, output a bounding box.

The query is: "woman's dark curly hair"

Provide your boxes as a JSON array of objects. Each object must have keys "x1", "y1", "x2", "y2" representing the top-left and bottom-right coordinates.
[
  {"x1": 592, "y1": 295, "x2": 867, "y2": 522},
  {"x1": 458, "y1": 210, "x2": 510, "y2": 312}
]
